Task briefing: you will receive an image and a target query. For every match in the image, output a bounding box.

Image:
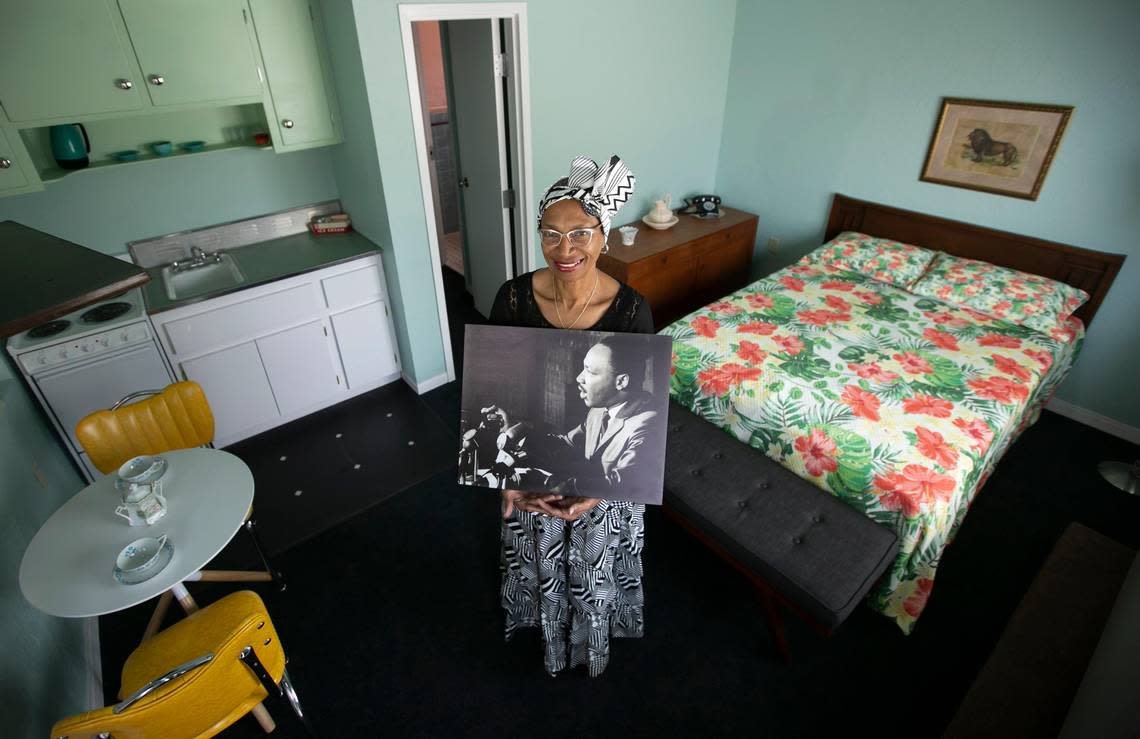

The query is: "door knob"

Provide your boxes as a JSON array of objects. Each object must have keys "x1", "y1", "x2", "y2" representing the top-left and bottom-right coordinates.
[
  {"x1": 117, "y1": 78, "x2": 133, "y2": 90},
  {"x1": 458, "y1": 176, "x2": 470, "y2": 188},
  {"x1": 148, "y1": 74, "x2": 165, "y2": 86},
  {"x1": 281, "y1": 119, "x2": 294, "y2": 129},
  {"x1": 0, "y1": 158, "x2": 11, "y2": 169}
]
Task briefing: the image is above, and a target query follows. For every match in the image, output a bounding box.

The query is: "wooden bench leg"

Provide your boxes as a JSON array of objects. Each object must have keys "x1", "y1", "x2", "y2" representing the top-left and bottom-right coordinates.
[{"x1": 758, "y1": 588, "x2": 792, "y2": 665}]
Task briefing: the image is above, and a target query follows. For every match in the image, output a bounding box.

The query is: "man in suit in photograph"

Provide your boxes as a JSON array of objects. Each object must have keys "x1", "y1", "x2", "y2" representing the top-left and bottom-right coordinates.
[{"x1": 550, "y1": 337, "x2": 663, "y2": 503}]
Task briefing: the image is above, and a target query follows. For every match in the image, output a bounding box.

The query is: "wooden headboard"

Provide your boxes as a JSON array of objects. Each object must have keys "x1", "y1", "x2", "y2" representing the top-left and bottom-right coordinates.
[{"x1": 824, "y1": 194, "x2": 1125, "y2": 327}]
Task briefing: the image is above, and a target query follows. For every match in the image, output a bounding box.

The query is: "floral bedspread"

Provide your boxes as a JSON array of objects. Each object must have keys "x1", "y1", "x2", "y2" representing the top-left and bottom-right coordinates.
[{"x1": 661, "y1": 261, "x2": 1083, "y2": 633}]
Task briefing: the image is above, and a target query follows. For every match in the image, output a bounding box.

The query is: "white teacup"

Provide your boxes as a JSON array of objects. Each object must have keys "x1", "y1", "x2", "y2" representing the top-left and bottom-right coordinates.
[{"x1": 114, "y1": 534, "x2": 173, "y2": 585}]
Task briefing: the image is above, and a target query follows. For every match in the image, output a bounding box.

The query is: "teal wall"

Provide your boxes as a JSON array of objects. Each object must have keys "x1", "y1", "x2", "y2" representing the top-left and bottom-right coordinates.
[
  {"x1": 0, "y1": 147, "x2": 339, "y2": 255},
  {"x1": 0, "y1": 358, "x2": 88, "y2": 735},
  {"x1": 318, "y1": 0, "x2": 737, "y2": 385},
  {"x1": 715, "y1": 0, "x2": 1140, "y2": 426},
  {"x1": 318, "y1": 0, "x2": 419, "y2": 381}
]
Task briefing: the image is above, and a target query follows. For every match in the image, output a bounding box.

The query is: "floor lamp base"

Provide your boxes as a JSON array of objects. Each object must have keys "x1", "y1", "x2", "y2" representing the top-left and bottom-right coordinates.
[{"x1": 1098, "y1": 461, "x2": 1140, "y2": 495}]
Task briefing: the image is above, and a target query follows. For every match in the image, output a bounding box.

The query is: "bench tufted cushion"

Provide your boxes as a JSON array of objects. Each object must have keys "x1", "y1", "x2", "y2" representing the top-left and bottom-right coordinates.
[{"x1": 663, "y1": 402, "x2": 898, "y2": 631}]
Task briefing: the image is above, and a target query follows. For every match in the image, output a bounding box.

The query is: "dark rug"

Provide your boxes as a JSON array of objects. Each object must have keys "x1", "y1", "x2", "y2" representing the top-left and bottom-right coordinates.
[
  {"x1": 942, "y1": 522, "x2": 1135, "y2": 739},
  {"x1": 96, "y1": 396, "x2": 1140, "y2": 739}
]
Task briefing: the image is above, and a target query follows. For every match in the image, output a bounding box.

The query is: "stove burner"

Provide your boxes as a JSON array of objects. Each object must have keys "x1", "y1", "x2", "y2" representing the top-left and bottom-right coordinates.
[
  {"x1": 80, "y1": 301, "x2": 132, "y2": 324},
  {"x1": 27, "y1": 320, "x2": 72, "y2": 339}
]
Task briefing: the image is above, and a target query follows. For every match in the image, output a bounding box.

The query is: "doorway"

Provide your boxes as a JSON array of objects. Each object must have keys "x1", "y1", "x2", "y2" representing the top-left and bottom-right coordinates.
[{"x1": 400, "y1": 3, "x2": 535, "y2": 384}]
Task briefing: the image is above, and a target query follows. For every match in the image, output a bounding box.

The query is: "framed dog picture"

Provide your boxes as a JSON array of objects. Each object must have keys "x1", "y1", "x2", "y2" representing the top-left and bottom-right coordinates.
[
  {"x1": 459, "y1": 325, "x2": 672, "y2": 505},
  {"x1": 920, "y1": 98, "x2": 1073, "y2": 200}
]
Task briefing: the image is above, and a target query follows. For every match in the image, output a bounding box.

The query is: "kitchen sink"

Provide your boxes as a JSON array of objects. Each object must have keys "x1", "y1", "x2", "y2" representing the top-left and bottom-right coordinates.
[{"x1": 161, "y1": 253, "x2": 246, "y2": 301}]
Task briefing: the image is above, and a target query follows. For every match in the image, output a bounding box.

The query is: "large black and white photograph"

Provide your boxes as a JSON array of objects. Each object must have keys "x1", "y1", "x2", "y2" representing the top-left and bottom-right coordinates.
[{"x1": 459, "y1": 325, "x2": 671, "y2": 505}]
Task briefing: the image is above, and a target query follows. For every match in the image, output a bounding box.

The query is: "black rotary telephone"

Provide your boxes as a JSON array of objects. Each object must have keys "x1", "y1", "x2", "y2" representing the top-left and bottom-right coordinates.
[{"x1": 681, "y1": 194, "x2": 722, "y2": 218}]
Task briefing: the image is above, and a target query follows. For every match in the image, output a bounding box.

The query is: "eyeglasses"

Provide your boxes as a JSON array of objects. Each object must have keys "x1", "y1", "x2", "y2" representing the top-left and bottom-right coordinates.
[{"x1": 538, "y1": 223, "x2": 603, "y2": 249}]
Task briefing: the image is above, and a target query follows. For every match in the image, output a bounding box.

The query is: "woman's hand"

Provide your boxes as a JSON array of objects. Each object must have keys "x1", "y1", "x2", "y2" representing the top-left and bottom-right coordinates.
[
  {"x1": 501, "y1": 489, "x2": 564, "y2": 518},
  {"x1": 548, "y1": 496, "x2": 603, "y2": 521}
]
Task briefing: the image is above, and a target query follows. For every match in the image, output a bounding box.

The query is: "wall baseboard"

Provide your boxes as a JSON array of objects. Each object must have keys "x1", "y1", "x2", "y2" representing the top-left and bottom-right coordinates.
[
  {"x1": 1046, "y1": 397, "x2": 1140, "y2": 445},
  {"x1": 85, "y1": 616, "x2": 103, "y2": 709},
  {"x1": 402, "y1": 370, "x2": 451, "y2": 395}
]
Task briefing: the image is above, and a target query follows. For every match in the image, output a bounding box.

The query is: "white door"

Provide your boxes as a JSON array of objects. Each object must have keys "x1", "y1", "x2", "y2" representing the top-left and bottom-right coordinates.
[
  {"x1": 256, "y1": 320, "x2": 343, "y2": 416},
  {"x1": 445, "y1": 19, "x2": 513, "y2": 318},
  {"x1": 330, "y1": 301, "x2": 398, "y2": 389},
  {"x1": 181, "y1": 342, "x2": 279, "y2": 442}
]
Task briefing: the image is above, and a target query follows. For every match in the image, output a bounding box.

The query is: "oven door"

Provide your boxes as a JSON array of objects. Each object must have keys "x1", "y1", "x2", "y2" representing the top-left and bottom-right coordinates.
[{"x1": 34, "y1": 342, "x2": 174, "y2": 446}]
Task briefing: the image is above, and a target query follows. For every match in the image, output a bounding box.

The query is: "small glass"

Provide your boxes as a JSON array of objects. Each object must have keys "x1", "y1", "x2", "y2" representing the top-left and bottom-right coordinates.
[{"x1": 619, "y1": 226, "x2": 638, "y2": 246}]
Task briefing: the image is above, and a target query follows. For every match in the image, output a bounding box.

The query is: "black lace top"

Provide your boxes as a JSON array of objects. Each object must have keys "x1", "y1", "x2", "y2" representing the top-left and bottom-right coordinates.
[{"x1": 488, "y1": 271, "x2": 654, "y2": 334}]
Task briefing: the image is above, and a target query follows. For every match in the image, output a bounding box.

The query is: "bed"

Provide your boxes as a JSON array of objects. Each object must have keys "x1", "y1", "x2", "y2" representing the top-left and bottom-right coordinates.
[{"x1": 662, "y1": 194, "x2": 1124, "y2": 633}]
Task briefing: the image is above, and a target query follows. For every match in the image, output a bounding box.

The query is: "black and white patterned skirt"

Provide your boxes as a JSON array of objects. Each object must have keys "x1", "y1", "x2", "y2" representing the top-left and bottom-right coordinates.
[{"x1": 500, "y1": 501, "x2": 645, "y2": 677}]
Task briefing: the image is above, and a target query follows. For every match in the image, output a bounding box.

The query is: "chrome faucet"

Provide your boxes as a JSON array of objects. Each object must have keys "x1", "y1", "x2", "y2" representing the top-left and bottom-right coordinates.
[{"x1": 171, "y1": 246, "x2": 223, "y2": 272}]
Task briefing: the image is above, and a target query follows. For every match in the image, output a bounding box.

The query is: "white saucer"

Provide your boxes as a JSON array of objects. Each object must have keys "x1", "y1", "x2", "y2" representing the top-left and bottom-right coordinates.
[{"x1": 642, "y1": 215, "x2": 679, "y2": 230}]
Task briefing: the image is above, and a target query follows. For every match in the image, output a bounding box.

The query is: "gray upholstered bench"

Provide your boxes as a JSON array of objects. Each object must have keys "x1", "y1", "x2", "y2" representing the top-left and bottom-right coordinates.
[{"x1": 663, "y1": 402, "x2": 898, "y2": 661}]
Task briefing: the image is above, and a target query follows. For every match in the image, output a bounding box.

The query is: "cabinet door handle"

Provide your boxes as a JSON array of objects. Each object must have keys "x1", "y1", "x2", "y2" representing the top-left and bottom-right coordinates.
[
  {"x1": 117, "y1": 78, "x2": 134, "y2": 90},
  {"x1": 149, "y1": 74, "x2": 165, "y2": 86},
  {"x1": 281, "y1": 119, "x2": 294, "y2": 129},
  {"x1": 0, "y1": 158, "x2": 10, "y2": 169}
]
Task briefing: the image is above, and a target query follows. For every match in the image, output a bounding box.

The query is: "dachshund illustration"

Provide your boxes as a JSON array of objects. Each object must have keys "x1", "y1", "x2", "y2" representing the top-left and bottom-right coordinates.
[{"x1": 966, "y1": 128, "x2": 1018, "y2": 166}]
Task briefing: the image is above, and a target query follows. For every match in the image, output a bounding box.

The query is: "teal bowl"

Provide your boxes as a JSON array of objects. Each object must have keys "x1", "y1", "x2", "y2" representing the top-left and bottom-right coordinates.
[
  {"x1": 112, "y1": 149, "x2": 140, "y2": 162},
  {"x1": 179, "y1": 140, "x2": 205, "y2": 153},
  {"x1": 150, "y1": 141, "x2": 173, "y2": 156}
]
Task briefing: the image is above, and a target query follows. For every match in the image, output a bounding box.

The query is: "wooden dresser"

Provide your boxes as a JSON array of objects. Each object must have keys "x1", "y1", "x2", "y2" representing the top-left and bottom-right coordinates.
[{"x1": 599, "y1": 207, "x2": 758, "y2": 329}]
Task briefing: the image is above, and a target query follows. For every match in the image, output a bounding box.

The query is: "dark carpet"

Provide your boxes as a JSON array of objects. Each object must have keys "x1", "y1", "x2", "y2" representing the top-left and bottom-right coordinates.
[
  {"x1": 97, "y1": 396, "x2": 1140, "y2": 738},
  {"x1": 942, "y1": 522, "x2": 1135, "y2": 738},
  {"x1": 96, "y1": 272, "x2": 1140, "y2": 737}
]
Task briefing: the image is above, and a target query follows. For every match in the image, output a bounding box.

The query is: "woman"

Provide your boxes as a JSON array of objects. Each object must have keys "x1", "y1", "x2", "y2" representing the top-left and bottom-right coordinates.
[{"x1": 489, "y1": 154, "x2": 653, "y2": 677}]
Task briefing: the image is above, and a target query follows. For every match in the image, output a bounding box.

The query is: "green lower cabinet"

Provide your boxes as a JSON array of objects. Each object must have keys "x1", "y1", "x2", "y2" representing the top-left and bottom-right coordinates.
[
  {"x1": 0, "y1": 128, "x2": 43, "y2": 196},
  {"x1": 249, "y1": 0, "x2": 341, "y2": 151}
]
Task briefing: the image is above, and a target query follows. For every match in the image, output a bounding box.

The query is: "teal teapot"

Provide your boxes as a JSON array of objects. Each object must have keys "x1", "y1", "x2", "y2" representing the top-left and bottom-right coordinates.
[{"x1": 49, "y1": 123, "x2": 90, "y2": 170}]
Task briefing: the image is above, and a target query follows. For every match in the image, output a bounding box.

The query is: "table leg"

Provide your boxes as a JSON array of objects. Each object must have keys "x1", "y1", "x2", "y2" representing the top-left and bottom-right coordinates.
[
  {"x1": 251, "y1": 704, "x2": 276, "y2": 732},
  {"x1": 170, "y1": 581, "x2": 199, "y2": 613},
  {"x1": 142, "y1": 590, "x2": 174, "y2": 643}
]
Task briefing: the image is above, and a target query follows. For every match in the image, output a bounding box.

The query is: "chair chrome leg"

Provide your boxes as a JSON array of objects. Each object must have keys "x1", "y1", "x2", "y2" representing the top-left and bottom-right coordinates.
[
  {"x1": 245, "y1": 518, "x2": 286, "y2": 591},
  {"x1": 280, "y1": 668, "x2": 317, "y2": 737}
]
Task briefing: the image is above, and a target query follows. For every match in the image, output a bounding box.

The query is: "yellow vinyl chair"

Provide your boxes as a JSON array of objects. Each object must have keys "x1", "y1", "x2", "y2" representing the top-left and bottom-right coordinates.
[
  {"x1": 50, "y1": 590, "x2": 314, "y2": 739},
  {"x1": 75, "y1": 381, "x2": 285, "y2": 640}
]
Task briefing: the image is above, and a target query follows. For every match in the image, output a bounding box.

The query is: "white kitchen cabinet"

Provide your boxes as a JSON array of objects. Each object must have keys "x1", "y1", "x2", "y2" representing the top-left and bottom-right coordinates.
[
  {"x1": 180, "y1": 341, "x2": 279, "y2": 440},
  {"x1": 150, "y1": 254, "x2": 400, "y2": 446},
  {"x1": 331, "y1": 301, "x2": 397, "y2": 390},
  {"x1": 256, "y1": 319, "x2": 343, "y2": 415}
]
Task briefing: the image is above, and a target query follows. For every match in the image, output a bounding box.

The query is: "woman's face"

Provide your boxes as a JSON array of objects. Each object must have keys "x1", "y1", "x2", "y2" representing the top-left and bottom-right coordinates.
[{"x1": 539, "y1": 199, "x2": 605, "y2": 284}]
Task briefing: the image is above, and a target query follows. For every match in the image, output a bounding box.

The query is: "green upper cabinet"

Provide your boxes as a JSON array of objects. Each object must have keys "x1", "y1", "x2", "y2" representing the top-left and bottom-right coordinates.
[
  {"x1": 248, "y1": 0, "x2": 341, "y2": 151},
  {"x1": 117, "y1": 0, "x2": 263, "y2": 108},
  {"x1": 0, "y1": 128, "x2": 42, "y2": 196},
  {"x1": 0, "y1": 0, "x2": 145, "y2": 123}
]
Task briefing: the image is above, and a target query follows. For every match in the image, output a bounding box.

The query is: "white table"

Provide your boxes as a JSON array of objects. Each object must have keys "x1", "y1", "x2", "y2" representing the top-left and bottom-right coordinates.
[{"x1": 19, "y1": 448, "x2": 254, "y2": 618}]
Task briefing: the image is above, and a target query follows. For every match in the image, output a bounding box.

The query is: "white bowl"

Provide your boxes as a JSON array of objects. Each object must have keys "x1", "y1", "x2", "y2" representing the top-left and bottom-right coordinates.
[
  {"x1": 642, "y1": 215, "x2": 679, "y2": 230},
  {"x1": 114, "y1": 535, "x2": 174, "y2": 585}
]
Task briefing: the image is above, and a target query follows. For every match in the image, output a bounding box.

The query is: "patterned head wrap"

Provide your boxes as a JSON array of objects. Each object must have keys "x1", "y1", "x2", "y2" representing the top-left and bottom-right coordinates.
[{"x1": 537, "y1": 154, "x2": 636, "y2": 245}]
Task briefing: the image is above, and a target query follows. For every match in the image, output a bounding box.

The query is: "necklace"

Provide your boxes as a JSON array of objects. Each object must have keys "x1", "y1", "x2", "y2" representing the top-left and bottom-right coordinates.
[{"x1": 553, "y1": 270, "x2": 599, "y2": 329}]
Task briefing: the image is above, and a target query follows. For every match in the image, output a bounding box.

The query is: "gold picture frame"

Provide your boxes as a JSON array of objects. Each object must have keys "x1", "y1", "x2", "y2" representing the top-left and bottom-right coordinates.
[{"x1": 920, "y1": 98, "x2": 1073, "y2": 200}]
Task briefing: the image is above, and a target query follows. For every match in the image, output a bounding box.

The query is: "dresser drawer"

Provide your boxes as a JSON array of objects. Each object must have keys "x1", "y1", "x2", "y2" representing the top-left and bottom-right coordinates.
[{"x1": 627, "y1": 244, "x2": 699, "y2": 282}]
